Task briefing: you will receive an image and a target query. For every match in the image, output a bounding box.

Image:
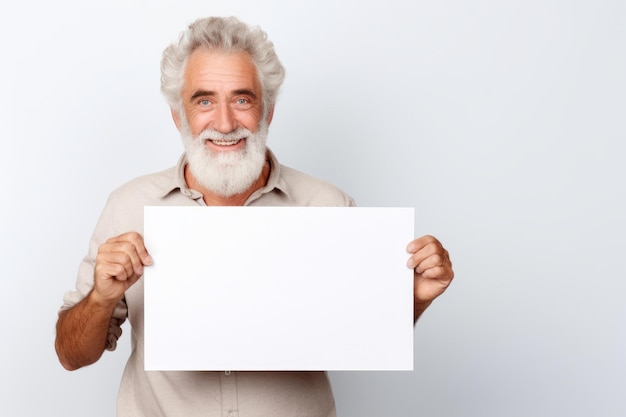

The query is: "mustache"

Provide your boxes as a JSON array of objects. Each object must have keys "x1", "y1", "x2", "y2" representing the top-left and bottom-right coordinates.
[{"x1": 195, "y1": 128, "x2": 252, "y2": 141}]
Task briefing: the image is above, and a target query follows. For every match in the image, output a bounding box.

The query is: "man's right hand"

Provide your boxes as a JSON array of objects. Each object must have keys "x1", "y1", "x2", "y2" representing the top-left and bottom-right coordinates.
[{"x1": 93, "y1": 232, "x2": 153, "y2": 304}]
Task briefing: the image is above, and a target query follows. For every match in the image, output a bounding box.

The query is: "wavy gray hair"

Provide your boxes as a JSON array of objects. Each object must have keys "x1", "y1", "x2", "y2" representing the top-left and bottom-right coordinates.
[{"x1": 160, "y1": 16, "x2": 286, "y2": 117}]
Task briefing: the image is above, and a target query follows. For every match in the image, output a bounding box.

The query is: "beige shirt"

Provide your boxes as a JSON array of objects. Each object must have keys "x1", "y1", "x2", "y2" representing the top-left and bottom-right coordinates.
[{"x1": 60, "y1": 150, "x2": 355, "y2": 417}]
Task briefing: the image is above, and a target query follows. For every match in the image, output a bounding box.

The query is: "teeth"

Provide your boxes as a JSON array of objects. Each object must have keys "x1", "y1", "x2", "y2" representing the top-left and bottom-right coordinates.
[{"x1": 210, "y1": 139, "x2": 241, "y2": 146}]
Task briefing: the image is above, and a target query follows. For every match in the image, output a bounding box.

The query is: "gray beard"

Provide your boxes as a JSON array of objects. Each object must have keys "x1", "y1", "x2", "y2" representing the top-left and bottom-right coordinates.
[{"x1": 180, "y1": 119, "x2": 268, "y2": 198}]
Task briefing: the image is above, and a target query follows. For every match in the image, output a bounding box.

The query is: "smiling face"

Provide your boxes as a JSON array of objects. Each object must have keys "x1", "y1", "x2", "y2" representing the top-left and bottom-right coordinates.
[
  {"x1": 174, "y1": 48, "x2": 269, "y2": 144},
  {"x1": 172, "y1": 48, "x2": 273, "y2": 198}
]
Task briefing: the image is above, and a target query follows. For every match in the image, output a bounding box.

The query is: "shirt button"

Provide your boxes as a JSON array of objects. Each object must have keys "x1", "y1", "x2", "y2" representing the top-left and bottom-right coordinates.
[{"x1": 227, "y1": 411, "x2": 238, "y2": 417}]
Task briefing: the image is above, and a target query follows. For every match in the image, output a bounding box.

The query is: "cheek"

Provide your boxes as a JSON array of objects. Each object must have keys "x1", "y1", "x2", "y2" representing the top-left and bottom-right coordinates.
[
  {"x1": 240, "y1": 111, "x2": 263, "y2": 132},
  {"x1": 185, "y1": 111, "x2": 211, "y2": 136}
]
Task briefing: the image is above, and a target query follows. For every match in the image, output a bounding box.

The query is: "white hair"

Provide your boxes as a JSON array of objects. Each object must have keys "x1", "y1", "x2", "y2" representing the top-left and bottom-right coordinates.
[{"x1": 160, "y1": 16, "x2": 286, "y2": 116}]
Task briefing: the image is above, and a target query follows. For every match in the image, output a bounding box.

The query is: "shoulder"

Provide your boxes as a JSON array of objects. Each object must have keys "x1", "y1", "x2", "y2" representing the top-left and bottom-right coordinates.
[
  {"x1": 277, "y1": 164, "x2": 356, "y2": 207},
  {"x1": 108, "y1": 165, "x2": 178, "y2": 204},
  {"x1": 93, "y1": 165, "x2": 180, "y2": 237}
]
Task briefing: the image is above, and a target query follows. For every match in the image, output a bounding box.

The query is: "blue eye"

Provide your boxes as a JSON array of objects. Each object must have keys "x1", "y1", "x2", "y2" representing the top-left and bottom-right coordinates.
[{"x1": 199, "y1": 99, "x2": 210, "y2": 106}]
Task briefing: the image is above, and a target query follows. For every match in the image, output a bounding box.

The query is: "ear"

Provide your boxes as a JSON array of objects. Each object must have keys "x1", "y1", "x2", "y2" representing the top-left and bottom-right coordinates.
[{"x1": 171, "y1": 108, "x2": 182, "y2": 131}]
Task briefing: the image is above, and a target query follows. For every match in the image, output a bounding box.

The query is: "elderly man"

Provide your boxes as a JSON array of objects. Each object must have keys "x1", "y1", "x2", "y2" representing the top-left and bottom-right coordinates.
[{"x1": 55, "y1": 16, "x2": 454, "y2": 417}]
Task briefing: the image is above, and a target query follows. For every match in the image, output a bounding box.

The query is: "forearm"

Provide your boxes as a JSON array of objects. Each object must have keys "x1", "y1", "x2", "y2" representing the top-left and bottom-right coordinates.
[{"x1": 55, "y1": 291, "x2": 118, "y2": 371}]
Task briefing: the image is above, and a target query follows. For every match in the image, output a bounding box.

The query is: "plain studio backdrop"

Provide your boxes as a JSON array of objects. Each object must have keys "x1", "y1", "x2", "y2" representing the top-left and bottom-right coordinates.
[{"x1": 1, "y1": 1, "x2": 624, "y2": 416}]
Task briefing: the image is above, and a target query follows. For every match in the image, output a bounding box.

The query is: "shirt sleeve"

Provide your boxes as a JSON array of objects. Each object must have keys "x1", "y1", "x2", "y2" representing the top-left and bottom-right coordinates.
[{"x1": 58, "y1": 194, "x2": 129, "y2": 352}]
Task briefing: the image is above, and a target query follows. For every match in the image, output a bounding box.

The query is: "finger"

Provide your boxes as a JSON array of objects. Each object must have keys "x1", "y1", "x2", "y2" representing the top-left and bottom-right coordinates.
[
  {"x1": 406, "y1": 240, "x2": 443, "y2": 269},
  {"x1": 107, "y1": 232, "x2": 153, "y2": 266},
  {"x1": 104, "y1": 232, "x2": 153, "y2": 274},
  {"x1": 406, "y1": 235, "x2": 438, "y2": 254},
  {"x1": 414, "y1": 252, "x2": 447, "y2": 274},
  {"x1": 419, "y1": 264, "x2": 454, "y2": 281},
  {"x1": 100, "y1": 240, "x2": 145, "y2": 276},
  {"x1": 93, "y1": 255, "x2": 141, "y2": 303},
  {"x1": 95, "y1": 251, "x2": 136, "y2": 281}
]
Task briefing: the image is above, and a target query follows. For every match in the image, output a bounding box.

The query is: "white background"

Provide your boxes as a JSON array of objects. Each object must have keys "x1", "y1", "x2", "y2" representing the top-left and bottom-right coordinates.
[{"x1": 1, "y1": 1, "x2": 624, "y2": 416}]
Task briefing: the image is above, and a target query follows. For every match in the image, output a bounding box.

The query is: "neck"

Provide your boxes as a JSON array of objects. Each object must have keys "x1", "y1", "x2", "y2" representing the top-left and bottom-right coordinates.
[{"x1": 184, "y1": 159, "x2": 271, "y2": 206}]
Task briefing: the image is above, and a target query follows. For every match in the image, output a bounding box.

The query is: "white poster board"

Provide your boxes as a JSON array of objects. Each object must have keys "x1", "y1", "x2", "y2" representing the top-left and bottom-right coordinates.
[{"x1": 144, "y1": 206, "x2": 414, "y2": 371}]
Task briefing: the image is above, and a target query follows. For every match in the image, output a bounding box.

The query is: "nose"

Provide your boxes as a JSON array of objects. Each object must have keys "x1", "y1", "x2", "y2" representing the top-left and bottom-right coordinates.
[{"x1": 212, "y1": 103, "x2": 236, "y2": 133}]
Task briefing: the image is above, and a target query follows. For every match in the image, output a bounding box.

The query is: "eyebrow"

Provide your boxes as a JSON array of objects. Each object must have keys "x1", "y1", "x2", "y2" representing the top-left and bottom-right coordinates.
[
  {"x1": 189, "y1": 90, "x2": 215, "y2": 102},
  {"x1": 233, "y1": 89, "x2": 258, "y2": 100},
  {"x1": 189, "y1": 89, "x2": 258, "y2": 103}
]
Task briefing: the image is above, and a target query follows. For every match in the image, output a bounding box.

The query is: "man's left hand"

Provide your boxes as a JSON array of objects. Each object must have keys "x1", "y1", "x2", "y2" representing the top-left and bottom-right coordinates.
[{"x1": 406, "y1": 235, "x2": 454, "y2": 321}]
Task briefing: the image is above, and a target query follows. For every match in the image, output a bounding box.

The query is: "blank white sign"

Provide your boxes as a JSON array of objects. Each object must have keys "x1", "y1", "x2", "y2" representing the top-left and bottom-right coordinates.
[{"x1": 144, "y1": 206, "x2": 414, "y2": 371}]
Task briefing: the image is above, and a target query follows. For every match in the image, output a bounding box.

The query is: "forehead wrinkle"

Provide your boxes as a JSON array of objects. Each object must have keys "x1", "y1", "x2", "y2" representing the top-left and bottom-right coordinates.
[
  {"x1": 184, "y1": 70, "x2": 257, "y2": 96},
  {"x1": 185, "y1": 50, "x2": 257, "y2": 81},
  {"x1": 181, "y1": 49, "x2": 263, "y2": 111}
]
